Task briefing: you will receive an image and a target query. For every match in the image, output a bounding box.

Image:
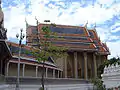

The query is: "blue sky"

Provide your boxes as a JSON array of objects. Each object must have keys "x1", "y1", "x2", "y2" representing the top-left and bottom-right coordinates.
[{"x1": 1, "y1": 0, "x2": 120, "y2": 58}]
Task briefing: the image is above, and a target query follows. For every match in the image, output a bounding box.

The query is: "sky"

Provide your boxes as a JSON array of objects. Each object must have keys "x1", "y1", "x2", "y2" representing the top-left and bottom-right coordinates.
[{"x1": 1, "y1": 0, "x2": 120, "y2": 59}]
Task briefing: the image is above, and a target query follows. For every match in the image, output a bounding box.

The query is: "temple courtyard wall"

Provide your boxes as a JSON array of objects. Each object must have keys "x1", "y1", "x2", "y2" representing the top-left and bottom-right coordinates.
[{"x1": 4, "y1": 51, "x2": 107, "y2": 80}]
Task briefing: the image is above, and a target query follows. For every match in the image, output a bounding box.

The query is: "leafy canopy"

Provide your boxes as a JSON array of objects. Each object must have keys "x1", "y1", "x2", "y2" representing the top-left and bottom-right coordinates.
[{"x1": 30, "y1": 24, "x2": 68, "y2": 62}]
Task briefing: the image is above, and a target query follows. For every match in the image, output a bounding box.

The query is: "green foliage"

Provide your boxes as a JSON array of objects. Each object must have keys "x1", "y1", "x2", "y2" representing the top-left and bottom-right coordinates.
[
  {"x1": 30, "y1": 24, "x2": 68, "y2": 62},
  {"x1": 90, "y1": 77, "x2": 106, "y2": 90},
  {"x1": 51, "y1": 23, "x2": 56, "y2": 27},
  {"x1": 97, "y1": 60, "x2": 109, "y2": 78},
  {"x1": 30, "y1": 23, "x2": 68, "y2": 90},
  {"x1": 97, "y1": 57, "x2": 120, "y2": 78}
]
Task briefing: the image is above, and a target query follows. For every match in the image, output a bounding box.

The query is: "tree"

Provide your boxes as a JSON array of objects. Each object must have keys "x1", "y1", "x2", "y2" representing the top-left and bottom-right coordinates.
[
  {"x1": 97, "y1": 57, "x2": 120, "y2": 78},
  {"x1": 30, "y1": 22, "x2": 68, "y2": 90},
  {"x1": 90, "y1": 77, "x2": 106, "y2": 90}
]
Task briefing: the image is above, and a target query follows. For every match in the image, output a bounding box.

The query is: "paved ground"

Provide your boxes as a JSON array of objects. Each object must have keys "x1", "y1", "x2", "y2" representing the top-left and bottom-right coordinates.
[
  {"x1": 0, "y1": 84, "x2": 94, "y2": 90},
  {"x1": 0, "y1": 77, "x2": 95, "y2": 90},
  {"x1": 5, "y1": 77, "x2": 91, "y2": 85}
]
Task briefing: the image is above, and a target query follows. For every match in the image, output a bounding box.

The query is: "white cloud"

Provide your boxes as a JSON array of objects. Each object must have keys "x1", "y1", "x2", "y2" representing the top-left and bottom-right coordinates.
[
  {"x1": 95, "y1": 27, "x2": 111, "y2": 42},
  {"x1": 107, "y1": 40, "x2": 120, "y2": 59},
  {"x1": 97, "y1": 0, "x2": 115, "y2": 5},
  {"x1": 111, "y1": 22, "x2": 120, "y2": 32},
  {"x1": 3, "y1": 3, "x2": 26, "y2": 41},
  {"x1": 2, "y1": 0, "x2": 120, "y2": 58},
  {"x1": 108, "y1": 36, "x2": 120, "y2": 40},
  {"x1": 111, "y1": 27, "x2": 120, "y2": 32}
]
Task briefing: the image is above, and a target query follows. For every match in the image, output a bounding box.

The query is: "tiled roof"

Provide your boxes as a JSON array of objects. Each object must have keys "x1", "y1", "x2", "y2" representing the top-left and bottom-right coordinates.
[
  {"x1": 7, "y1": 41, "x2": 56, "y2": 64},
  {"x1": 88, "y1": 30, "x2": 110, "y2": 55},
  {"x1": 38, "y1": 24, "x2": 97, "y2": 51},
  {"x1": 26, "y1": 23, "x2": 110, "y2": 54}
]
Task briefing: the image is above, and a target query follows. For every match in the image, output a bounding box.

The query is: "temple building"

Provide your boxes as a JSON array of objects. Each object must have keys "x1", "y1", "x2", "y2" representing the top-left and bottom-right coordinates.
[
  {"x1": 26, "y1": 23, "x2": 110, "y2": 79},
  {"x1": 0, "y1": 0, "x2": 110, "y2": 80},
  {"x1": 6, "y1": 42, "x2": 62, "y2": 78}
]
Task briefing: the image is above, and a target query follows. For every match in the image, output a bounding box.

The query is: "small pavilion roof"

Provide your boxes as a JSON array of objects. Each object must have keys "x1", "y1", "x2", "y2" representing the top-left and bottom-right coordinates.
[{"x1": 7, "y1": 41, "x2": 58, "y2": 67}]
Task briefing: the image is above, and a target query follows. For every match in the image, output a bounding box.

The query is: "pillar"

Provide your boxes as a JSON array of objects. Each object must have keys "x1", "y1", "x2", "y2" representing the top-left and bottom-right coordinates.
[
  {"x1": 60, "y1": 71, "x2": 62, "y2": 78},
  {"x1": 93, "y1": 53, "x2": 97, "y2": 78},
  {"x1": 6, "y1": 62, "x2": 10, "y2": 76},
  {"x1": 36, "y1": 66, "x2": 38, "y2": 77},
  {"x1": 22, "y1": 63, "x2": 25, "y2": 77},
  {"x1": 58, "y1": 70, "x2": 59, "y2": 78},
  {"x1": 74, "y1": 52, "x2": 78, "y2": 78},
  {"x1": 46, "y1": 68, "x2": 48, "y2": 78},
  {"x1": 0, "y1": 60, "x2": 2, "y2": 75},
  {"x1": 64, "y1": 57, "x2": 67, "y2": 78},
  {"x1": 53, "y1": 69, "x2": 55, "y2": 78},
  {"x1": 84, "y1": 52, "x2": 88, "y2": 80}
]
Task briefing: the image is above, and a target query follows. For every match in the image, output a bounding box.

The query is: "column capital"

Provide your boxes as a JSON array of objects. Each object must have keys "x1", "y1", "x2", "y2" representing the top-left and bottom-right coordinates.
[
  {"x1": 36, "y1": 66, "x2": 38, "y2": 68},
  {"x1": 83, "y1": 52, "x2": 87, "y2": 55}
]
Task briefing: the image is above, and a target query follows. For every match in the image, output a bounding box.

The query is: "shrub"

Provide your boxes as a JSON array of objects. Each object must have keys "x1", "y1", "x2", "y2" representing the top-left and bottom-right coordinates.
[{"x1": 90, "y1": 77, "x2": 106, "y2": 90}]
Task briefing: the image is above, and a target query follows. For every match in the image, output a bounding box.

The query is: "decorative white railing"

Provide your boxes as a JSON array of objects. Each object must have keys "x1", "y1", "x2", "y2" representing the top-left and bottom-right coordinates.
[
  {"x1": 101, "y1": 63, "x2": 120, "y2": 89},
  {"x1": 103, "y1": 63, "x2": 120, "y2": 75}
]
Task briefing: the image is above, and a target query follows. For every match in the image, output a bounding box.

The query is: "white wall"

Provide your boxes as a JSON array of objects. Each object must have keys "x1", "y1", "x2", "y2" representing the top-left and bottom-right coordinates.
[{"x1": 101, "y1": 63, "x2": 120, "y2": 88}]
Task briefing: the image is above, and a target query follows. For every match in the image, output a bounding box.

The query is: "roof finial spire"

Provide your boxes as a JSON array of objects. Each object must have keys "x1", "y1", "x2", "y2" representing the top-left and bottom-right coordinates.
[
  {"x1": 25, "y1": 17, "x2": 29, "y2": 28},
  {"x1": 84, "y1": 20, "x2": 88, "y2": 28},
  {"x1": 94, "y1": 22, "x2": 97, "y2": 31},
  {"x1": 35, "y1": 16, "x2": 39, "y2": 26}
]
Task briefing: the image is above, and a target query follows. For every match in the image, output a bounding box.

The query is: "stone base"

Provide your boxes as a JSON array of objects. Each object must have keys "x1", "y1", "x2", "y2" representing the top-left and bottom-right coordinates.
[
  {"x1": 0, "y1": 84, "x2": 94, "y2": 90},
  {"x1": 5, "y1": 76, "x2": 91, "y2": 85},
  {"x1": 4, "y1": 77, "x2": 95, "y2": 90}
]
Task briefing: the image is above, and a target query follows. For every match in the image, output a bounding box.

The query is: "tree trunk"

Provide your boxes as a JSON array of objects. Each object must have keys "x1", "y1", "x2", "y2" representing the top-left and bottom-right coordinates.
[{"x1": 41, "y1": 60, "x2": 45, "y2": 90}]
